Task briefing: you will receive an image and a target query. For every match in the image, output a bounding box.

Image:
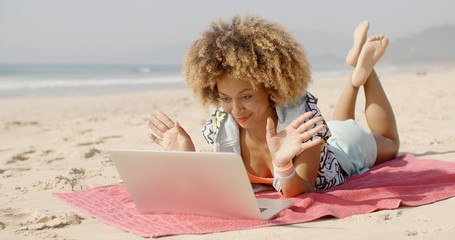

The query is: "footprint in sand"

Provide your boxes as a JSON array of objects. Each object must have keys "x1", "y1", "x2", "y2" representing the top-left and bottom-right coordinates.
[
  {"x1": 77, "y1": 128, "x2": 94, "y2": 135},
  {"x1": 7, "y1": 149, "x2": 36, "y2": 164},
  {"x1": 34, "y1": 174, "x2": 88, "y2": 191},
  {"x1": 100, "y1": 135, "x2": 122, "y2": 140},
  {"x1": 14, "y1": 186, "x2": 30, "y2": 194},
  {"x1": 5, "y1": 121, "x2": 40, "y2": 129},
  {"x1": 46, "y1": 156, "x2": 65, "y2": 164},
  {"x1": 407, "y1": 225, "x2": 455, "y2": 237},
  {"x1": 1, "y1": 167, "x2": 31, "y2": 179},
  {"x1": 406, "y1": 230, "x2": 421, "y2": 236},
  {"x1": 39, "y1": 149, "x2": 66, "y2": 163},
  {"x1": 368, "y1": 210, "x2": 403, "y2": 223},
  {"x1": 68, "y1": 168, "x2": 86, "y2": 176},
  {"x1": 40, "y1": 149, "x2": 53, "y2": 156},
  {"x1": 0, "y1": 207, "x2": 84, "y2": 233},
  {"x1": 77, "y1": 140, "x2": 103, "y2": 146},
  {"x1": 20, "y1": 212, "x2": 85, "y2": 231},
  {"x1": 0, "y1": 208, "x2": 40, "y2": 230},
  {"x1": 76, "y1": 135, "x2": 122, "y2": 147},
  {"x1": 84, "y1": 148, "x2": 101, "y2": 158}
]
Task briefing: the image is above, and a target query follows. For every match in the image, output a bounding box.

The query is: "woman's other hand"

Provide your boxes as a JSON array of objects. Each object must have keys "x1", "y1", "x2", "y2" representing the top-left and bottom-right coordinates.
[
  {"x1": 148, "y1": 112, "x2": 195, "y2": 151},
  {"x1": 266, "y1": 111, "x2": 325, "y2": 167}
]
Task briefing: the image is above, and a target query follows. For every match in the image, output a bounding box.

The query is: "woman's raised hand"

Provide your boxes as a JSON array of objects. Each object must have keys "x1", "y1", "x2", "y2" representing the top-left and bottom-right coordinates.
[
  {"x1": 266, "y1": 111, "x2": 325, "y2": 167},
  {"x1": 148, "y1": 112, "x2": 195, "y2": 151}
]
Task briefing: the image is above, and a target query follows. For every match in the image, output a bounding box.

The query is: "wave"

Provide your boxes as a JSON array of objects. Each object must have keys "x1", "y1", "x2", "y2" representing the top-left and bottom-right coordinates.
[{"x1": 0, "y1": 76, "x2": 185, "y2": 91}]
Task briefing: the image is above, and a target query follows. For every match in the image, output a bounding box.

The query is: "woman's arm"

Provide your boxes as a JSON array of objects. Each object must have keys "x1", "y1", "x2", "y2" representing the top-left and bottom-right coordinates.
[
  {"x1": 266, "y1": 111, "x2": 324, "y2": 197},
  {"x1": 148, "y1": 111, "x2": 196, "y2": 151},
  {"x1": 278, "y1": 143, "x2": 321, "y2": 197}
]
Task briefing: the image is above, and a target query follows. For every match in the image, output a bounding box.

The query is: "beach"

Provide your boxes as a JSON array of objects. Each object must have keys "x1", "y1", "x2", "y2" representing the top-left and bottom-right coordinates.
[{"x1": 1, "y1": 66, "x2": 455, "y2": 239}]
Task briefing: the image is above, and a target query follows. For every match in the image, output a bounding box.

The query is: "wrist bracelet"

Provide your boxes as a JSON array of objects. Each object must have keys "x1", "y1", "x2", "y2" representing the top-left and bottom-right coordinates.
[{"x1": 273, "y1": 161, "x2": 296, "y2": 180}]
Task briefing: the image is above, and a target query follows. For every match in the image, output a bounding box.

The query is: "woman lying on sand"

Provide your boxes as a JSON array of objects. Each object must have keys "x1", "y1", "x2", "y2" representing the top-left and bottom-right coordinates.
[{"x1": 148, "y1": 15, "x2": 399, "y2": 197}]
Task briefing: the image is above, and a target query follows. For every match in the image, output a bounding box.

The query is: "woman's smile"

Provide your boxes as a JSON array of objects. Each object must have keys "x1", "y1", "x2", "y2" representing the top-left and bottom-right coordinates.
[{"x1": 235, "y1": 113, "x2": 252, "y2": 123}]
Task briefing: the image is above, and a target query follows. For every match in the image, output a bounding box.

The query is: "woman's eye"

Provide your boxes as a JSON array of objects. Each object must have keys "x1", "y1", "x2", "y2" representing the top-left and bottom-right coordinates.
[
  {"x1": 220, "y1": 97, "x2": 230, "y2": 103},
  {"x1": 241, "y1": 95, "x2": 251, "y2": 100}
]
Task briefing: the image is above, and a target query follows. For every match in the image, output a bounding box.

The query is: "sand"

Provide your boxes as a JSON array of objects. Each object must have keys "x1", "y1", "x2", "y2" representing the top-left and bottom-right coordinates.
[{"x1": 1, "y1": 66, "x2": 455, "y2": 239}]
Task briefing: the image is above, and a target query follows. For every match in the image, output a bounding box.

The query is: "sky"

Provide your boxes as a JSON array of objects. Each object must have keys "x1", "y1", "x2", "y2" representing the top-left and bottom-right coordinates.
[{"x1": 1, "y1": 0, "x2": 455, "y2": 65}]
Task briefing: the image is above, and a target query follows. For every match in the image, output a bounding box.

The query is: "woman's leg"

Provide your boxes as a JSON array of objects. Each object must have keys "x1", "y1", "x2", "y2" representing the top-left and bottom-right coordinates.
[
  {"x1": 331, "y1": 77, "x2": 359, "y2": 121},
  {"x1": 333, "y1": 34, "x2": 399, "y2": 164},
  {"x1": 363, "y1": 70, "x2": 400, "y2": 164},
  {"x1": 332, "y1": 20, "x2": 369, "y2": 121},
  {"x1": 346, "y1": 20, "x2": 370, "y2": 67}
]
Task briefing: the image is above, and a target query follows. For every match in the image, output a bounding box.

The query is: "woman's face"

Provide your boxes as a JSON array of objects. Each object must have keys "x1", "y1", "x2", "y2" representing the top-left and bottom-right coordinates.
[{"x1": 217, "y1": 75, "x2": 272, "y2": 129}]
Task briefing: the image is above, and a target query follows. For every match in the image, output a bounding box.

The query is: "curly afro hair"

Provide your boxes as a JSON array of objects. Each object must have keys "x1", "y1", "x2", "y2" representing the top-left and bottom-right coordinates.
[{"x1": 182, "y1": 14, "x2": 311, "y2": 108}]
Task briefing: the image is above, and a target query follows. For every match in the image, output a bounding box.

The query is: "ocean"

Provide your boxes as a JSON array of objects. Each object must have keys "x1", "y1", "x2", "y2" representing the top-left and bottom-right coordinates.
[
  {"x1": 0, "y1": 64, "x2": 376, "y2": 98},
  {"x1": 0, "y1": 64, "x2": 186, "y2": 98}
]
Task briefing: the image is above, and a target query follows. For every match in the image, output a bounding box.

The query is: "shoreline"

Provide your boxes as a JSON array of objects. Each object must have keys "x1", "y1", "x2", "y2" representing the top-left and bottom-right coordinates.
[{"x1": 2, "y1": 62, "x2": 453, "y2": 99}]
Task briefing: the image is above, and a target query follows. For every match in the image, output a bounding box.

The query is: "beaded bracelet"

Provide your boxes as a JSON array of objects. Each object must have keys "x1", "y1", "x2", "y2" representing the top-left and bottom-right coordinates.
[{"x1": 273, "y1": 161, "x2": 296, "y2": 180}]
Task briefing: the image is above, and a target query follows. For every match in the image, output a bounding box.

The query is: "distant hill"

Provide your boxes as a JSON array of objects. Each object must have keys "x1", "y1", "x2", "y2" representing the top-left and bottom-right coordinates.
[
  {"x1": 142, "y1": 24, "x2": 455, "y2": 66},
  {"x1": 303, "y1": 24, "x2": 455, "y2": 65},
  {"x1": 387, "y1": 24, "x2": 455, "y2": 63}
]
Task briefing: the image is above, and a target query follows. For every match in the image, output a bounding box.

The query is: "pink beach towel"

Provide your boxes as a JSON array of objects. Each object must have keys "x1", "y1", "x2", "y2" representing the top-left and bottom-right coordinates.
[{"x1": 53, "y1": 154, "x2": 455, "y2": 238}]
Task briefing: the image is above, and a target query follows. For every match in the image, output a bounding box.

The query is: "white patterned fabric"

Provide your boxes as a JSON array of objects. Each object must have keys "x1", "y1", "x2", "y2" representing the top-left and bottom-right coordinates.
[{"x1": 202, "y1": 91, "x2": 345, "y2": 191}]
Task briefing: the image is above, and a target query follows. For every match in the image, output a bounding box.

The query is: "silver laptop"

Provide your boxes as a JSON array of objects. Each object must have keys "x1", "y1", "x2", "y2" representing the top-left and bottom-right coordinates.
[{"x1": 109, "y1": 149, "x2": 293, "y2": 220}]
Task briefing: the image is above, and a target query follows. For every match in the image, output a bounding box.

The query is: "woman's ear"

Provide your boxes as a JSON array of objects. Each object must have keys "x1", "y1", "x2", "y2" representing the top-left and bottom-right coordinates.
[{"x1": 268, "y1": 92, "x2": 276, "y2": 108}]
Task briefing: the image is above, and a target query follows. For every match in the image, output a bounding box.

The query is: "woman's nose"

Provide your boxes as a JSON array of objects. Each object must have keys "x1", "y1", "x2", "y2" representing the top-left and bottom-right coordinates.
[{"x1": 231, "y1": 100, "x2": 244, "y2": 115}]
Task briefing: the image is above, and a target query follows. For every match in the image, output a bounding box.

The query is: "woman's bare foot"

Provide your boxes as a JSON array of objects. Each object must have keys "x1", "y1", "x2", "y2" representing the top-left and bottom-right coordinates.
[
  {"x1": 351, "y1": 34, "x2": 389, "y2": 87},
  {"x1": 346, "y1": 20, "x2": 370, "y2": 67}
]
